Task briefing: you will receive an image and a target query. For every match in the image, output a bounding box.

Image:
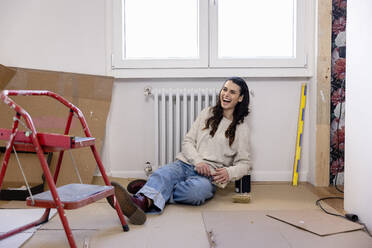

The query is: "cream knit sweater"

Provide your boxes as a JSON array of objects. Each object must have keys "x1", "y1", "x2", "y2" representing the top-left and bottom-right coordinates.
[{"x1": 176, "y1": 107, "x2": 252, "y2": 188}]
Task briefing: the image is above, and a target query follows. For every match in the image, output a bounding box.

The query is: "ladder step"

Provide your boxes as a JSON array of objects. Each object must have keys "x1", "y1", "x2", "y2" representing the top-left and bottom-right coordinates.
[
  {"x1": 0, "y1": 128, "x2": 95, "y2": 152},
  {"x1": 71, "y1": 137, "x2": 96, "y2": 149},
  {"x1": 26, "y1": 184, "x2": 114, "y2": 209}
]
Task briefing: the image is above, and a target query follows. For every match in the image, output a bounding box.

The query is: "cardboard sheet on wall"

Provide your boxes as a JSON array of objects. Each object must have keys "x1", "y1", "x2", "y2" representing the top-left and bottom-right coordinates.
[
  {"x1": 0, "y1": 64, "x2": 16, "y2": 90},
  {"x1": 0, "y1": 64, "x2": 113, "y2": 187}
]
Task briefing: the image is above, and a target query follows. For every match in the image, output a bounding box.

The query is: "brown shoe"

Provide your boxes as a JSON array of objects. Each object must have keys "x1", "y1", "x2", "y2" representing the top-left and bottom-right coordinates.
[
  {"x1": 131, "y1": 194, "x2": 149, "y2": 212},
  {"x1": 107, "y1": 181, "x2": 146, "y2": 225},
  {"x1": 127, "y1": 179, "x2": 147, "y2": 194}
]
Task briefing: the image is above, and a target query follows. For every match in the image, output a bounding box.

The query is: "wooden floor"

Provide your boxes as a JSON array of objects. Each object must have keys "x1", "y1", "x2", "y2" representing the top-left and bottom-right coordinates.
[
  {"x1": 93, "y1": 176, "x2": 346, "y2": 215},
  {"x1": 1, "y1": 177, "x2": 362, "y2": 248}
]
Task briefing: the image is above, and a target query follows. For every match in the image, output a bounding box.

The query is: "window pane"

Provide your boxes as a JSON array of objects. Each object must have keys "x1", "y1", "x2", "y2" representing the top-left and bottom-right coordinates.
[
  {"x1": 218, "y1": 0, "x2": 295, "y2": 58},
  {"x1": 124, "y1": 0, "x2": 199, "y2": 59}
]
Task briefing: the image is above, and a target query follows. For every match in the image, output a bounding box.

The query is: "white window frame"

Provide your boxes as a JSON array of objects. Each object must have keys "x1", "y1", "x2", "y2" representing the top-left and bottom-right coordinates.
[
  {"x1": 112, "y1": 0, "x2": 209, "y2": 68},
  {"x1": 111, "y1": 0, "x2": 311, "y2": 77},
  {"x1": 209, "y1": 0, "x2": 306, "y2": 68}
]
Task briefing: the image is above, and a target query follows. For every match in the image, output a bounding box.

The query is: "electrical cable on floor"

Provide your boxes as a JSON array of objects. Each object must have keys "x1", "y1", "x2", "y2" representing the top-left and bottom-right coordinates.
[
  {"x1": 316, "y1": 197, "x2": 372, "y2": 238},
  {"x1": 316, "y1": 196, "x2": 344, "y2": 218},
  {"x1": 360, "y1": 222, "x2": 372, "y2": 237}
]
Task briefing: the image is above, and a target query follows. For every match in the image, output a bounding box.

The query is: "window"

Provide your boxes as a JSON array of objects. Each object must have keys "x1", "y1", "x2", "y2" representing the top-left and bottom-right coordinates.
[
  {"x1": 218, "y1": 0, "x2": 295, "y2": 58},
  {"x1": 113, "y1": 0, "x2": 208, "y2": 68},
  {"x1": 124, "y1": 0, "x2": 199, "y2": 59},
  {"x1": 112, "y1": 0, "x2": 307, "y2": 70}
]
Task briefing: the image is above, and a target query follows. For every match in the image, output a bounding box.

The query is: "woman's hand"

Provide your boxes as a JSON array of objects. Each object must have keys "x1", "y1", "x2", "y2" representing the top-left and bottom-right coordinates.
[
  {"x1": 212, "y1": 168, "x2": 229, "y2": 184},
  {"x1": 195, "y1": 162, "x2": 211, "y2": 176}
]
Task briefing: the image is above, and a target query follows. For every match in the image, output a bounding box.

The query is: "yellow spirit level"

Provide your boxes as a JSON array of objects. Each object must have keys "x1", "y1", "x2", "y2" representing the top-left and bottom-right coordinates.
[{"x1": 292, "y1": 83, "x2": 307, "y2": 186}]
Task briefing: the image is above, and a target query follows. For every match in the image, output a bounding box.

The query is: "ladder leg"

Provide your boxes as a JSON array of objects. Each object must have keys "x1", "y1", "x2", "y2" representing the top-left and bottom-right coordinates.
[
  {"x1": 0, "y1": 113, "x2": 20, "y2": 189},
  {"x1": 113, "y1": 197, "x2": 130, "y2": 231},
  {"x1": 70, "y1": 108, "x2": 129, "y2": 231},
  {"x1": 90, "y1": 145, "x2": 110, "y2": 186},
  {"x1": 33, "y1": 138, "x2": 77, "y2": 248},
  {"x1": 0, "y1": 115, "x2": 52, "y2": 240},
  {"x1": 53, "y1": 110, "x2": 74, "y2": 184},
  {"x1": 90, "y1": 145, "x2": 129, "y2": 231},
  {"x1": 53, "y1": 150, "x2": 65, "y2": 183}
]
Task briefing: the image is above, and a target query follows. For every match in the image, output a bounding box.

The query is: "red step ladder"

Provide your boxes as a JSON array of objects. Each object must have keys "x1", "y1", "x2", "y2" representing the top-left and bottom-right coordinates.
[{"x1": 0, "y1": 90, "x2": 129, "y2": 247}]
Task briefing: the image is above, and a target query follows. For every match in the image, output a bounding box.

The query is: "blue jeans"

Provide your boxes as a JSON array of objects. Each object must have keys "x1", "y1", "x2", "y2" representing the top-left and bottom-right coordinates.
[{"x1": 137, "y1": 160, "x2": 216, "y2": 212}]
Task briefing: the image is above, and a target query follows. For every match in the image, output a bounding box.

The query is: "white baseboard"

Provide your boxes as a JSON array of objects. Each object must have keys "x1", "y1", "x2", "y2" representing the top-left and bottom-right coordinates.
[
  {"x1": 251, "y1": 170, "x2": 308, "y2": 182},
  {"x1": 111, "y1": 170, "x2": 147, "y2": 179},
  {"x1": 110, "y1": 170, "x2": 308, "y2": 182}
]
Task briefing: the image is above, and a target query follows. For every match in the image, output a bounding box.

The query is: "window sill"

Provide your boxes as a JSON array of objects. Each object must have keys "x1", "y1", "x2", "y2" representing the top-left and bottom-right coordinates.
[{"x1": 112, "y1": 67, "x2": 313, "y2": 79}]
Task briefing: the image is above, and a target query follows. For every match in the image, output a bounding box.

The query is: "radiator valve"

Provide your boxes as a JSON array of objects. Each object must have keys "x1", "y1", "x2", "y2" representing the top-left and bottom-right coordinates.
[
  {"x1": 144, "y1": 162, "x2": 153, "y2": 177},
  {"x1": 144, "y1": 87, "x2": 152, "y2": 96}
]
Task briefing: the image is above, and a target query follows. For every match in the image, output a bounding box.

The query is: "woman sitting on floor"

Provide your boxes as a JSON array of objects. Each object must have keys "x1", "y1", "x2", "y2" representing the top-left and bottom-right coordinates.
[{"x1": 108, "y1": 77, "x2": 252, "y2": 225}]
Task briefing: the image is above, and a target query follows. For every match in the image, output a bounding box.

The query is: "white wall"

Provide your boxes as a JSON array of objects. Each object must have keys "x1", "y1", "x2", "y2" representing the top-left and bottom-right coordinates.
[
  {"x1": 102, "y1": 78, "x2": 311, "y2": 182},
  {"x1": 344, "y1": 1, "x2": 372, "y2": 232},
  {"x1": 0, "y1": 0, "x2": 315, "y2": 183},
  {"x1": 0, "y1": 0, "x2": 107, "y2": 75}
]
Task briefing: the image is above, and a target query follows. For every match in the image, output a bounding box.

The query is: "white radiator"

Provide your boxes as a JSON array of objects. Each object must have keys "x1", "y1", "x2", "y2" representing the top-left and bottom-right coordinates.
[{"x1": 152, "y1": 88, "x2": 220, "y2": 168}]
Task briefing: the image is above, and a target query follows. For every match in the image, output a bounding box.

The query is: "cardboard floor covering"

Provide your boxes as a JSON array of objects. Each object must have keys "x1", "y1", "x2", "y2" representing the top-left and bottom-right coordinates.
[
  {"x1": 0, "y1": 208, "x2": 57, "y2": 248},
  {"x1": 24, "y1": 203, "x2": 210, "y2": 248},
  {"x1": 202, "y1": 210, "x2": 372, "y2": 248},
  {"x1": 11, "y1": 184, "x2": 371, "y2": 248},
  {"x1": 266, "y1": 209, "x2": 363, "y2": 236}
]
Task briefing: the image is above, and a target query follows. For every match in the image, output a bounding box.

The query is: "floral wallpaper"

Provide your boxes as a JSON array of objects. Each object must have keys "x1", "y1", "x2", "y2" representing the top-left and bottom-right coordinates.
[{"x1": 330, "y1": 0, "x2": 346, "y2": 184}]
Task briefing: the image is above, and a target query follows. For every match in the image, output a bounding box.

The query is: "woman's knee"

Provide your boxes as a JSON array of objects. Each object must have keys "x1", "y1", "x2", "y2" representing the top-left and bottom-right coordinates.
[
  {"x1": 173, "y1": 177, "x2": 214, "y2": 205},
  {"x1": 151, "y1": 162, "x2": 182, "y2": 178}
]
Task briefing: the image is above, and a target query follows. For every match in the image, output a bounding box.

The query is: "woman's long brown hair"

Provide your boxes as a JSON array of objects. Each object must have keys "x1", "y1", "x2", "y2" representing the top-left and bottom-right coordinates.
[{"x1": 204, "y1": 77, "x2": 250, "y2": 146}]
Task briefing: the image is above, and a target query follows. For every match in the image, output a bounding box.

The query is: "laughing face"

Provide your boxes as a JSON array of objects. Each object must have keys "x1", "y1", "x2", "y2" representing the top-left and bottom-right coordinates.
[{"x1": 219, "y1": 80, "x2": 243, "y2": 113}]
